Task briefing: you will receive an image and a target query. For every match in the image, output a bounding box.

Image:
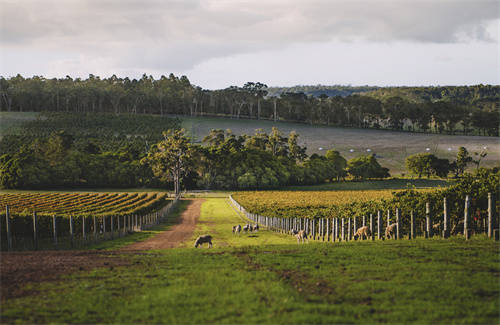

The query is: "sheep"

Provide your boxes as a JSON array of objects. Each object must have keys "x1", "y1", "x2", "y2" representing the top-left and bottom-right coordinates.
[
  {"x1": 385, "y1": 223, "x2": 398, "y2": 239},
  {"x1": 243, "y1": 224, "x2": 251, "y2": 232},
  {"x1": 232, "y1": 225, "x2": 242, "y2": 234},
  {"x1": 252, "y1": 224, "x2": 259, "y2": 232},
  {"x1": 194, "y1": 235, "x2": 213, "y2": 248},
  {"x1": 296, "y1": 230, "x2": 309, "y2": 244},
  {"x1": 290, "y1": 229, "x2": 299, "y2": 235},
  {"x1": 353, "y1": 226, "x2": 370, "y2": 240}
]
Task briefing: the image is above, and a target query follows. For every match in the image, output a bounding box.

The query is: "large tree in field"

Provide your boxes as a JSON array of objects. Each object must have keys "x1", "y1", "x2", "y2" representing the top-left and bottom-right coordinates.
[{"x1": 145, "y1": 129, "x2": 194, "y2": 195}]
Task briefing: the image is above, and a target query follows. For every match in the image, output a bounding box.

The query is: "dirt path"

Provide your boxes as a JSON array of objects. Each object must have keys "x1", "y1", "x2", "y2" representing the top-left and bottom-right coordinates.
[{"x1": 121, "y1": 199, "x2": 204, "y2": 250}]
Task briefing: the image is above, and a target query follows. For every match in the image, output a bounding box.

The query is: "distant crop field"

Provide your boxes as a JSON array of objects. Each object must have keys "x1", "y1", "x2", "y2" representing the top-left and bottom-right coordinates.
[
  {"x1": 0, "y1": 192, "x2": 170, "y2": 217},
  {"x1": 180, "y1": 115, "x2": 500, "y2": 174}
]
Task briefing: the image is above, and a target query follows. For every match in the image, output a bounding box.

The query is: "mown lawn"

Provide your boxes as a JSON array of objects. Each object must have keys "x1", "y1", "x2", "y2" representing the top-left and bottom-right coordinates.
[{"x1": 2, "y1": 198, "x2": 499, "y2": 324}]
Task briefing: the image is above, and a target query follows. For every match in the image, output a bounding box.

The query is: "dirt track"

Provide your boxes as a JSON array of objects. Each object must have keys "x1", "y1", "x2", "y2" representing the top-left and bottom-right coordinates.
[
  {"x1": 121, "y1": 199, "x2": 203, "y2": 250},
  {"x1": 0, "y1": 199, "x2": 203, "y2": 301}
]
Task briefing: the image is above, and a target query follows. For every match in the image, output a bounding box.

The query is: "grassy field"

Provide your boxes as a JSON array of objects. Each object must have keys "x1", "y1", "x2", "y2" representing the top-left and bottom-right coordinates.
[
  {"x1": 0, "y1": 112, "x2": 41, "y2": 136},
  {"x1": 180, "y1": 115, "x2": 500, "y2": 174},
  {"x1": 2, "y1": 198, "x2": 499, "y2": 324}
]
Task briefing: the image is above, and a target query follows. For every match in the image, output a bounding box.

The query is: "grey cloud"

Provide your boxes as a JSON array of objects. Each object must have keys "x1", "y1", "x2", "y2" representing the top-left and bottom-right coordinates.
[{"x1": 0, "y1": 0, "x2": 498, "y2": 72}]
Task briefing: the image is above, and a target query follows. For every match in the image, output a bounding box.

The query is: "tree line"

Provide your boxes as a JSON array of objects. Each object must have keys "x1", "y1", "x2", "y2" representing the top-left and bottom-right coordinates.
[
  {"x1": 0, "y1": 114, "x2": 390, "y2": 190},
  {"x1": 1, "y1": 74, "x2": 498, "y2": 136}
]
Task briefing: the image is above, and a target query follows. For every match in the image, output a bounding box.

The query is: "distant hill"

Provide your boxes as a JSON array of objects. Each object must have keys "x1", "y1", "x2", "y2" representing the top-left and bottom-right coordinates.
[{"x1": 266, "y1": 85, "x2": 379, "y2": 97}]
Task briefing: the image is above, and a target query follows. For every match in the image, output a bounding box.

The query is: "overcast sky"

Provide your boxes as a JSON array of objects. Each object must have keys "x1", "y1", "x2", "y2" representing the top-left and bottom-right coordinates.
[{"x1": 1, "y1": 0, "x2": 499, "y2": 89}]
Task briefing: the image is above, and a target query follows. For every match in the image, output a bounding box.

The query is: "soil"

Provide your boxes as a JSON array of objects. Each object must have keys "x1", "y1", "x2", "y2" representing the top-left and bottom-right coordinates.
[
  {"x1": 0, "y1": 250, "x2": 130, "y2": 300},
  {"x1": 0, "y1": 199, "x2": 204, "y2": 301},
  {"x1": 121, "y1": 199, "x2": 204, "y2": 250}
]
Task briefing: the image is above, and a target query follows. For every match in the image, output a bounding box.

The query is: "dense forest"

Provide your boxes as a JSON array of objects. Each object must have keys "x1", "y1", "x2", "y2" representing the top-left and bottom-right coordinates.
[
  {"x1": 0, "y1": 113, "x2": 391, "y2": 190},
  {"x1": 1, "y1": 74, "x2": 498, "y2": 136}
]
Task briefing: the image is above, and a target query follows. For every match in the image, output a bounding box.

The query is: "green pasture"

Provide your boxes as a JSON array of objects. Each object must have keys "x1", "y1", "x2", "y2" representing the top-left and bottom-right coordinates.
[
  {"x1": 0, "y1": 112, "x2": 40, "y2": 136},
  {"x1": 2, "y1": 198, "x2": 499, "y2": 324}
]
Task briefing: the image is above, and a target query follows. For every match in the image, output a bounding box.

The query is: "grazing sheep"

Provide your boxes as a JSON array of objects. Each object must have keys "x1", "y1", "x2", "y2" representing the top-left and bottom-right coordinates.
[
  {"x1": 385, "y1": 223, "x2": 398, "y2": 239},
  {"x1": 290, "y1": 229, "x2": 299, "y2": 235},
  {"x1": 194, "y1": 235, "x2": 213, "y2": 248},
  {"x1": 252, "y1": 224, "x2": 259, "y2": 232},
  {"x1": 296, "y1": 230, "x2": 309, "y2": 244},
  {"x1": 353, "y1": 226, "x2": 370, "y2": 240},
  {"x1": 232, "y1": 225, "x2": 242, "y2": 234},
  {"x1": 243, "y1": 224, "x2": 251, "y2": 232}
]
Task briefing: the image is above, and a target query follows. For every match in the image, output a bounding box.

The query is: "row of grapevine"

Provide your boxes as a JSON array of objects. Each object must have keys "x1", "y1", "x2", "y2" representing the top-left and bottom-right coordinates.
[
  {"x1": 0, "y1": 192, "x2": 170, "y2": 217},
  {"x1": 1, "y1": 193, "x2": 180, "y2": 251}
]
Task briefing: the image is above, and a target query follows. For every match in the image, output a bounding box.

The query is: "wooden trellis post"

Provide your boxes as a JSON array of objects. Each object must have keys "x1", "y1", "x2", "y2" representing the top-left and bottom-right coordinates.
[
  {"x1": 377, "y1": 210, "x2": 382, "y2": 240},
  {"x1": 341, "y1": 218, "x2": 345, "y2": 241},
  {"x1": 426, "y1": 202, "x2": 432, "y2": 238},
  {"x1": 93, "y1": 215, "x2": 97, "y2": 242},
  {"x1": 395, "y1": 208, "x2": 400, "y2": 240},
  {"x1": 488, "y1": 193, "x2": 494, "y2": 238},
  {"x1": 362, "y1": 215, "x2": 366, "y2": 227},
  {"x1": 347, "y1": 218, "x2": 351, "y2": 241},
  {"x1": 443, "y1": 197, "x2": 449, "y2": 238},
  {"x1": 370, "y1": 213, "x2": 374, "y2": 240},
  {"x1": 410, "y1": 211, "x2": 415, "y2": 239},
  {"x1": 6, "y1": 206, "x2": 12, "y2": 251},
  {"x1": 110, "y1": 215, "x2": 114, "y2": 239},
  {"x1": 353, "y1": 217, "x2": 357, "y2": 239},
  {"x1": 70, "y1": 215, "x2": 74, "y2": 247},
  {"x1": 82, "y1": 216, "x2": 86, "y2": 243},
  {"x1": 464, "y1": 195, "x2": 470, "y2": 240},
  {"x1": 33, "y1": 212, "x2": 38, "y2": 250},
  {"x1": 52, "y1": 215, "x2": 57, "y2": 247},
  {"x1": 387, "y1": 209, "x2": 391, "y2": 230},
  {"x1": 326, "y1": 218, "x2": 329, "y2": 242},
  {"x1": 117, "y1": 214, "x2": 121, "y2": 237}
]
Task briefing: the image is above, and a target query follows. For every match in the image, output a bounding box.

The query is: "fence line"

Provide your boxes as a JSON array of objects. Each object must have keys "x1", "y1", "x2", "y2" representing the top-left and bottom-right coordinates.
[
  {"x1": 2, "y1": 195, "x2": 181, "y2": 251},
  {"x1": 229, "y1": 194, "x2": 499, "y2": 243}
]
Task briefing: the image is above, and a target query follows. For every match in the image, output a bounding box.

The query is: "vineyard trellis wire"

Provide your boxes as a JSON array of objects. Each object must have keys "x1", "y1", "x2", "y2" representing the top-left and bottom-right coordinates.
[
  {"x1": 229, "y1": 193, "x2": 499, "y2": 242},
  {"x1": 1, "y1": 195, "x2": 181, "y2": 251}
]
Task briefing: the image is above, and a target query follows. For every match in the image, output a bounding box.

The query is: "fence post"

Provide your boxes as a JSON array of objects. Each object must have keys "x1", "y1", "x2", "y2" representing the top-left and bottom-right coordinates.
[
  {"x1": 410, "y1": 211, "x2": 415, "y2": 239},
  {"x1": 443, "y1": 197, "x2": 449, "y2": 238},
  {"x1": 326, "y1": 218, "x2": 329, "y2": 242},
  {"x1": 488, "y1": 193, "x2": 494, "y2": 238},
  {"x1": 426, "y1": 202, "x2": 432, "y2": 238},
  {"x1": 341, "y1": 218, "x2": 345, "y2": 241},
  {"x1": 93, "y1": 215, "x2": 97, "y2": 242},
  {"x1": 395, "y1": 208, "x2": 400, "y2": 240},
  {"x1": 52, "y1": 215, "x2": 57, "y2": 247},
  {"x1": 33, "y1": 211, "x2": 38, "y2": 250},
  {"x1": 464, "y1": 195, "x2": 470, "y2": 240},
  {"x1": 348, "y1": 218, "x2": 352, "y2": 241},
  {"x1": 103, "y1": 215, "x2": 107, "y2": 239},
  {"x1": 362, "y1": 215, "x2": 366, "y2": 227},
  {"x1": 117, "y1": 214, "x2": 121, "y2": 237},
  {"x1": 111, "y1": 215, "x2": 114, "y2": 239},
  {"x1": 70, "y1": 215, "x2": 74, "y2": 247},
  {"x1": 82, "y1": 216, "x2": 86, "y2": 244},
  {"x1": 370, "y1": 213, "x2": 374, "y2": 240},
  {"x1": 377, "y1": 210, "x2": 382, "y2": 240},
  {"x1": 353, "y1": 217, "x2": 357, "y2": 240},
  {"x1": 6, "y1": 206, "x2": 12, "y2": 251}
]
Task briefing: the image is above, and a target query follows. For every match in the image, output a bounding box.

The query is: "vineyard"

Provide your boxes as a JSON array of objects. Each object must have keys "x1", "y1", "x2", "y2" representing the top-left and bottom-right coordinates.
[
  {"x1": 0, "y1": 192, "x2": 170, "y2": 217},
  {"x1": 232, "y1": 190, "x2": 416, "y2": 219}
]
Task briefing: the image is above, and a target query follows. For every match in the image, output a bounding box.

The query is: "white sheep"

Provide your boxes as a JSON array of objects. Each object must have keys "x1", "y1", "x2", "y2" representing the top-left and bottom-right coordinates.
[
  {"x1": 252, "y1": 224, "x2": 259, "y2": 232},
  {"x1": 296, "y1": 230, "x2": 309, "y2": 244},
  {"x1": 232, "y1": 225, "x2": 242, "y2": 234},
  {"x1": 353, "y1": 226, "x2": 371, "y2": 240},
  {"x1": 385, "y1": 223, "x2": 398, "y2": 239}
]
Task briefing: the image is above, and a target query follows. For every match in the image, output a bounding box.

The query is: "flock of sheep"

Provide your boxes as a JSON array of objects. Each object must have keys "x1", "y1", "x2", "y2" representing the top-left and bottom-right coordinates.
[{"x1": 194, "y1": 222, "x2": 400, "y2": 248}]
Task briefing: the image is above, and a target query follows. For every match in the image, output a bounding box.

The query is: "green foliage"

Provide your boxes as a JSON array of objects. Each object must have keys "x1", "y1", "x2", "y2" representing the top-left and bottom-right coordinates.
[{"x1": 347, "y1": 154, "x2": 390, "y2": 180}]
